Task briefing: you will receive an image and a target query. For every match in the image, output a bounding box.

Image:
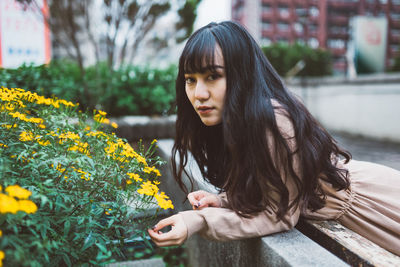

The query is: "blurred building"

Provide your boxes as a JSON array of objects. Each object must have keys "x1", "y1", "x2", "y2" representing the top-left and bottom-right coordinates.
[{"x1": 232, "y1": 0, "x2": 400, "y2": 74}]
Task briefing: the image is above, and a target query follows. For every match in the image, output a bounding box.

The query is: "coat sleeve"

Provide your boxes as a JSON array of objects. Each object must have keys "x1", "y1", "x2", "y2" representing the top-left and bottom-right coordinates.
[
  {"x1": 179, "y1": 203, "x2": 300, "y2": 241},
  {"x1": 179, "y1": 107, "x2": 302, "y2": 241}
]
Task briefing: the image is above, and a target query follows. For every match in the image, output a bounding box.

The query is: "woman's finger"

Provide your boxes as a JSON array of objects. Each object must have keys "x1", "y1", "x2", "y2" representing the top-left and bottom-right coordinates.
[
  {"x1": 147, "y1": 214, "x2": 188, "y2": 247},
  {"x1": 197, "y1": 194, "x2": 221, "y2": 209},
  {"x1": 152, "y1": 215, "x2": 176, "y2": 232},
  {"x1": 187, "y1": 190, "x2": 207, "y2": 205}
]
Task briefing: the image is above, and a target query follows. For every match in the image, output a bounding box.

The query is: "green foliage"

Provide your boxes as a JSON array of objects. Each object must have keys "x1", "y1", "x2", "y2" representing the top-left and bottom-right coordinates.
[
  {"x1": 391, "y1": 55, "x2": 400, "y2": 72},
  {"x1": 262, "y1": 43, "x2": 333, "y2": 77},
  {"x1": 176, "y1": 0, "x2": 202, "y2": 42},
  {"x1": 0, "y1": 87, "x2": 173, "y2": 266},
  {"x1": 0, "y1": 61, "x2": 177, "y2": 116}
]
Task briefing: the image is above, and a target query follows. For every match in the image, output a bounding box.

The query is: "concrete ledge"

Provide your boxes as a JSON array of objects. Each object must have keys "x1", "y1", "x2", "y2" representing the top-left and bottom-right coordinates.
[
  {"x1": 296, "y1": 219, "x2": 400, "y2": 266},
  {"x1": 286, "y1": 72, "x2": 400, "y2": 87},
  {"x1": 108, "y1": 258, "x2": 165, "y2": 267},
  {"x1": 156, "y1": 139, "x2": 348, "y2": 267},
  {"x1": 114, "y1": 115, "x2": 176, "y2": 142}
]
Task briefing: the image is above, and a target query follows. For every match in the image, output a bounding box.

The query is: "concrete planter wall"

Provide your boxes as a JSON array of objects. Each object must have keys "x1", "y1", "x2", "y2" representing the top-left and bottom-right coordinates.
[{"x1": 287, "y1": 73, "x2": 400, "y2": 143}]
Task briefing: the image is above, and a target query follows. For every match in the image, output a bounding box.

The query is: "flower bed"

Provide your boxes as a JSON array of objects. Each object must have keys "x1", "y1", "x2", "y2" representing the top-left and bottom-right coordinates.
[{"x1": 0, "y1": 87, "x2": 173, "y2": 266}]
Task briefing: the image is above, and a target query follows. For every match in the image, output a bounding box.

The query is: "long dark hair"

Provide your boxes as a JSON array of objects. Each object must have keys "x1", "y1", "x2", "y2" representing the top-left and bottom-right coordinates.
[{"x1": 172, "y1": 21, "x2": 351, "y2": 220}]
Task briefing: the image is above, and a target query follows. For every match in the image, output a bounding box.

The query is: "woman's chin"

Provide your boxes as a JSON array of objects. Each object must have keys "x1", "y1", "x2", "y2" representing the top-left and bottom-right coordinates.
[{"x1": 200, "y1": 118, "x2": 222, "y2": 127}]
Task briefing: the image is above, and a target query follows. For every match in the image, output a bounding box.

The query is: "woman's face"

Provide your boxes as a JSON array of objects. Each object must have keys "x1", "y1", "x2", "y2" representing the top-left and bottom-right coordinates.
[{"x1": 184, "y1": 46, "x2": 226, "y2": 126}]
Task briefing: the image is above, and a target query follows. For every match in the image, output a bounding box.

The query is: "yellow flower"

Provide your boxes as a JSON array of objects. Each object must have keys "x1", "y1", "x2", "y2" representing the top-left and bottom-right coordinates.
[
  {"x1": 5, "y1": 185, "x2": 32, "y2": 199},
  {"x1": 0, "y1": 143, "x2": 7, "y2": 148},
  {"x1": 86, "y1": 130, "x2": 108, "y2": 138},
  {"x1": 143, "y1": 166, "x2": 161, "y2": 176},
  {"x1": 0, "y1": 193, "x2": 19, "y2": 214},
  {"x1": 18, "y1": 200, "x2": 38, "y2": 213},
  {"x1": 0, "y1": 250, "x2": 4, "y2": 267},
  {"x1": 37, "y1": 138, "x2": 50, "y2": 146},
  {"x1": 151, "y1": 139, "x2": 157, "y2": 145},
  {"x1": 111, "y1": 122, "x2": 118, "y2": 128},
  {"x1": 127, "y1": 173, "x2": 142, "y2": 182},
  {"x1": 1, "y1": 124, "x2": 17, "y2": 129},
  {"x1": 19, "y1": 131, "x2": 34, "y2": 142},
  {"x1": 98, "y1": 110, "x2": 107, "y2": 116},
  {"x1": 0, "y1": 230, "x2": 2, "y2": 236},
  {"x1": 154, "y1": 192, "x2": 174, "y2": 210},
  {"x1": 137, "y1": 181, "x2": 159, "y2": 196},
  {"x1": 105, "y1": 208, "x2": 112, "y2": 215},
  {"x1": 58, "y1": 131, "x2": 80, "y2": 140},
  {"x1": 84, "y1": 126, "x2": 91, "y2": 131}
]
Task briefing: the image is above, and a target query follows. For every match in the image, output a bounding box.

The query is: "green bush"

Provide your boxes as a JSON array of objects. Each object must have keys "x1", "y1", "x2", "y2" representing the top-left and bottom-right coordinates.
[
  {"x1": 262, "y1": 43, "x2": 333, "y2": 77},
  {"x1": 0, "y1": 61, "x2": 177, "y2": 116},
  {"x1": 0, "y1": 87, "x2": 174, "y2": 266},
  {"x1": 391, "y1": 55, "x2": 400, "y2": 72}
]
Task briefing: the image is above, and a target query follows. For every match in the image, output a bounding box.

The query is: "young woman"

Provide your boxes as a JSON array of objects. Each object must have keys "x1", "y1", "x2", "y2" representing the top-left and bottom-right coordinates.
[{"x1": 147, "y1": 21, "x2": 400, "y2": 256}]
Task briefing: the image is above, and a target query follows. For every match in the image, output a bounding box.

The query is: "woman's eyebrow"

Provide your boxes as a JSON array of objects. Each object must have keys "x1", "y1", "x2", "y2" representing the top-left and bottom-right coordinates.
[
  {"x1": 198, "y1": 65, "x2": 225, "y2": 73},
  {"x1": 184, "y1": 65, "x2": 225, "y2": 74}
]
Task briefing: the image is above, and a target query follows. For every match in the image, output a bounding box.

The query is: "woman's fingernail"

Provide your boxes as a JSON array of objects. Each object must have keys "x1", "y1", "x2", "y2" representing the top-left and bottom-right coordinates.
[
  {"x1": 151, "y1": 225, "x2": 156, "y2": 230},
  {"x1": 197, "y1": 201, "x2": 201, "y2": 207}
]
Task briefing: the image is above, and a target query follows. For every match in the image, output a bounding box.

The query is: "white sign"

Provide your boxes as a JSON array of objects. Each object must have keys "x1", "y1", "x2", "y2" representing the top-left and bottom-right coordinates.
[
  {"x1": 350, "y1": 16, "x2": 388, "y2": 73},
  {"x1": 0, "y1": 0, "x2": 51, "y2": 68}
]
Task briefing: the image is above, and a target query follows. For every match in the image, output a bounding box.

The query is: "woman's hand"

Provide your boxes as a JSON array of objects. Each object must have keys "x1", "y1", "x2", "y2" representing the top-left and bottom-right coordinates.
[
  {"x1": 187, "y1": 190, "x2": 222, "y2": 209},
  {"x1": 147, "y1": 214, "x2": 188, "y2": 247}
]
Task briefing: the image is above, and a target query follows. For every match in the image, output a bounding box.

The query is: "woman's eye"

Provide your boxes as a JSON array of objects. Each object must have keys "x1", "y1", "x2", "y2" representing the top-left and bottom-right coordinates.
[
  {"x1": 207, "y1": 74, "x2": 220, "y2": 81},
  {"x1": 185, "y1": 77, "x2": 195, "y2": 84}
]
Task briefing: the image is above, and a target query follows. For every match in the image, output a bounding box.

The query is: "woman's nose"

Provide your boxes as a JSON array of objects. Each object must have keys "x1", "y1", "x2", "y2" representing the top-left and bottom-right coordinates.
[{"x1": 194, "y1": 81, "x2": 210, "y2": 100}]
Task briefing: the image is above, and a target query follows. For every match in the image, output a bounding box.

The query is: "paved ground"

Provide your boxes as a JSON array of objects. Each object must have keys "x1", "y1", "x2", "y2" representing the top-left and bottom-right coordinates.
[{"x1": 332, "y1": 132, "x2": 400, "y2": 171}]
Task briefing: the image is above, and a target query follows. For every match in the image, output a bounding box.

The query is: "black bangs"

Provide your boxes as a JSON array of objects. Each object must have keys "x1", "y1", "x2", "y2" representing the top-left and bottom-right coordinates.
[{"x1": 181, "y1": 28, "x2": 219, "y2": 74}]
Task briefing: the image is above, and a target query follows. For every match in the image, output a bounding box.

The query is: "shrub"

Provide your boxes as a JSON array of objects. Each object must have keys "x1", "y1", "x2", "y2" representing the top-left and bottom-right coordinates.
[
  {"x1": 0, "y1": 61, "x2": 177, "y2": 116},
  {"x1": 0, "y1": 87, "x2": 174, "y2": 266},
  {"x1": 262, "y1": 43, "x2": 333, "y2": 77}
]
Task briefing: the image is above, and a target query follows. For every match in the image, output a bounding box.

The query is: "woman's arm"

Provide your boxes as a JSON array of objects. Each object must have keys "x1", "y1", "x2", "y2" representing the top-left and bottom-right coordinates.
[
  {"x1": 179, "y1": 201, "x2": 300, "y2": 241},
  {"x1": 149, "y1": 106, "x2": 301, "y2": 245}
]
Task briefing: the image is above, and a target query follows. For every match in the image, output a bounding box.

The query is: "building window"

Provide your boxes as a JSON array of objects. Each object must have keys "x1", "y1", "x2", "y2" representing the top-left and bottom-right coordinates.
[
  {"x1": 330, "y1": 26, "x2": 346, "y2": 34},
  {"x1": 309, "y1": 24, "x2": 318, "y2": 32},
  {"x1": 277, "y1": 22, "x2": 289, "y2": 31},
  {"x1": 294, "y1": 23, "x2": 303, "y2": 33},
  {"x1": 390, "y1": 44, "x2": 399, "y2": 52},
  {"x1": 310, "y1": 6, "x2": 319, "y2": 17},
  {"x1": 296, "y1": 8, "x2": 308, "y2": 18},
  {"x1": 278, "y1": 5, "x2": 290, "y2": 18},
  {"x1": 262, "y1": 21, "x2": 272, "y2": 31},
  {"x1": 328, "y1": 39, "x2": 346, "y2": 49},
  {"x1": 309, "y1": 38, "x2": 319, "y2": 48},
  {"x1": 262, "y1": 3, "x2": 271, "y2": 13},
  {"x1": 391, "y1": 13, "x2": 400, "y2": 19}
]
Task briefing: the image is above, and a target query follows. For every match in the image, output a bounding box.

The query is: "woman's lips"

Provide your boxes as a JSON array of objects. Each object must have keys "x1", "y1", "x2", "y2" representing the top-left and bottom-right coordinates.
[{"x1": 197, "y1": 106, "x2": 214, "y2": 114}]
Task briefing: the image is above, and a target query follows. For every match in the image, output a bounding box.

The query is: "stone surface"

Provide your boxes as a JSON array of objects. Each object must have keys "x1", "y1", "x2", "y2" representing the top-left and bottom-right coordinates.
[
  {"x1": 107, "y1": 258, "x2": 165, "y2": 267},
  {"x1": 297, "y1": 220, "x2": 400, "y2": 267},
  {"x1": 115, "y1": 115, "x2": 176, "y2": 142}
]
